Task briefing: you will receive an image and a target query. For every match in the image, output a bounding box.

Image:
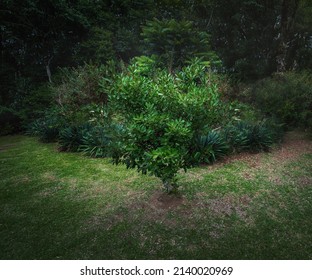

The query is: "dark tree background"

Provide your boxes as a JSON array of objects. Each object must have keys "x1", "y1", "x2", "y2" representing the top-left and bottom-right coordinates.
[{"x1": 1, "y1": 0, "x2": 311, "y2": 130}]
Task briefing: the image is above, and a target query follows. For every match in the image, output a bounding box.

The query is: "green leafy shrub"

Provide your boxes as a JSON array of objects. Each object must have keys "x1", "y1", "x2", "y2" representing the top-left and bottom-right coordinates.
[
  {"x1": 129, "y1": 55, "x2": 159, "y2": 77},
  {"x1": 105, "y1": 123, "x2": 127, "y2": 160},
  {"x1": 26, "y1": 119, "x2": 44, "y2": 137},
  {"x1": 117, "y1": 111, "x2": 192, "y2": 192},
  {"x1": 111, "y1": 58, "x2": 226, "y2": 134},
  {"x1": 54, "y1": 64, "x2": 109, "y2": 107},
  {"x1": 250, "y1": 71, "x2": 312, "y2": 129},
  {"x1": 244, "y1": 122, "x2": 274, "y2": 152},
  {"x1": 40, "y1": 126, "x2": 60, "y2": 143},
  {"x1": 111, "y1": 59, "x2": 230, "y2": 192},
  {"x1": 26, "y1": 118, "x2": 61, "y2": 143},
  {"x1": 145, "y1": 147, "x2": 185, "y2": 193},
  {"x1": 59, "y1": 124, "x2": 92, "y2": 152},
  {"x1": 85, "y1": 103, "x2": 113, "y2": 127},
  {"x1": 263, "y1": 118, "x2": 285, "y2": 143},
  {"x1": 52, "y1": 62, "x2": 117, "y2": 125},
  {"x1": 28, "y1": 121, "x2": 60, "y2": 143}
]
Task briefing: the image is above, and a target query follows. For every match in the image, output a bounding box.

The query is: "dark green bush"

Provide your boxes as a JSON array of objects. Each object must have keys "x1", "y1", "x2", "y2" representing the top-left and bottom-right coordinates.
[
  {"x1": 79, "y1": 126, "x2": 111, "y2": 158},
  {"x1": 105, "y1": 123, "x2": 127, "y2": 160},
  {"x1": 27, "y1": 109, "x2": 65, "y2": 142},
  {"x1": 263, "y1": 118, "x2": 284, "y2": 143},
  {"x1": 59, "y1": 124, "x2": 92, "y2": 152},
  {"x1": 75, "y1": 27, "x2": 116, "y2": 65},
  {"x1": 30, "y1": 123, "x2": 59, "y2": 143},
  {"x1": 250, "y1": 71, "x2": 312, "y2": 129},
  {"x1": 223, "y1": 123, "x2": 249, "y2": 152},
  {"x1": 141, "y1": 19, "x2": 220, "y2": 70},
  {"x1": 245, "y1": 122, "x2": 274, "y2": 152},
  {"x1": 224, "y1": 121, "x2": 277, "y2": 152},
  {"x1": 26, "y1": 119, "x2": 44, "y2": 137},
  {"x1": 54, "y1": 64, "x2": 110, "y2": 107},
  {"x1": 40, "y1": 126, "x2": 60, "y2": 143},
  {"x1": 0, "y1": 106, "x2": 21, "y2": 135},
  {"x1": 194, "y1": 130, "x2": 229, "y2": 164},
  {"x1": 19, "y1": 84, "x2": 54, "y2": 125},
  {"x1": 52, "y1": 62, "x2": 117, "y2": 125},
  {"x1": 129, "y1": 55, "x2": 159, "y2": 77}
]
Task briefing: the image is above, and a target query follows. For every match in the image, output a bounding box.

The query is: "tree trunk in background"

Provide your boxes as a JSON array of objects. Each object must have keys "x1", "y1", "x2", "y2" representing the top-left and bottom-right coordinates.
[
  {"x1": 276, "y1": 0, "x2": 300, "y2": 72},
  {"x1": 46, "y1": 65, "x2": 52, "y2": 83},
  {"x1": 45, "y1": 57, "x2": 53, "y2": 83}
]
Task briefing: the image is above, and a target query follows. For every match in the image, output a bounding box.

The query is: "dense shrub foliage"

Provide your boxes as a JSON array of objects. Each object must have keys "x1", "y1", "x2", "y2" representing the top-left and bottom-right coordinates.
[
  {"x1": 27, "y1": 109, "x2": 66, "y2": 142},
  {"x1": 0, "y1": 106, "x2": 21, "y2": 136},
  {"x1": 51, "y1": 63, "x2": 117, "y2": 125},
  {"x1": 194, "y1": 130, "x2": 229, "y2": 164},
  {"x1": 61, "y1": 123, "x2": 124, "y2": 159},
  {"x1": 111, "y1": 59, "x2": 227, "y2": 130},
  {"x1": 59, "y1": 124, "x2": 92, "y2": 152},
  {"x1": 54, "y1": 63, "x2": 117, "y2": 108},
  {"x1": 79, "y1": 126, "x2": 112, "y2": 158},
  {"x1": 249, "y1": 72, "x2": 312, "y2": 130},
  {"x1": 224, "y1": 121, "x2": 277, "y2": 153},
  {"x1": 110, "y1": 59, "x2": 240, "y2": 191}
]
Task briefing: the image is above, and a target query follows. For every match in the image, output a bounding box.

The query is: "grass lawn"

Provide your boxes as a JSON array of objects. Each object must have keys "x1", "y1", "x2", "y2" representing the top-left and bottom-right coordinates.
[{"x1": 0, "y1": 132, "x2": 311, "y2": 259}]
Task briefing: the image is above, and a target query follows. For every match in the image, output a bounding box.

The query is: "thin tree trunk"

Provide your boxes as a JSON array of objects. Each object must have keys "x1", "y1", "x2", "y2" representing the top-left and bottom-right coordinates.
[
  {"x1": 45, "y1": 56, "x2": 53, "y2": 83},
  {"x1": 46, "y1": 65, "x2": 52, "y2": 83},
  {"x1": 276, "y1": 0, "x2": 289, "y2": 72},
  {"x1": 276, "y1": 0, "x2": 300, "y2": 72}
]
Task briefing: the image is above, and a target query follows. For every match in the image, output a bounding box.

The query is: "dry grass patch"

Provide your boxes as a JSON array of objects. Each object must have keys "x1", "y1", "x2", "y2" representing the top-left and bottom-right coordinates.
[{"x1": 41, "y1": 172, "x2": 58, "y2": 181}]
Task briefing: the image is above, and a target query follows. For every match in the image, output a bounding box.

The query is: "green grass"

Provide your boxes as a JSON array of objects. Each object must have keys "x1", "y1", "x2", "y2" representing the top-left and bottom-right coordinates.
[{"x1": 0, "y1": 135, "x2": 311, "y2": 259}]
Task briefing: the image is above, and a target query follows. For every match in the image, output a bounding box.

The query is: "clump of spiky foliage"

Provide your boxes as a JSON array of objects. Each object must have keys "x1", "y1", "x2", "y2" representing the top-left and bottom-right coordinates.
[
  {"x1": 79, "y1": 126, "x2": 111, "y2": 158},
  {"x1": 194, "y1": 130, "x2": 229, "y2": 164},
  {"x1": 224, "y1": 121, "x2": 276, "y2": 152},
  {"x1": 59, "y1": 124, "x2": 92, "y2": 152},
  {"x1": 27, "y1": 117, "x2": 62, "y2": 143}
]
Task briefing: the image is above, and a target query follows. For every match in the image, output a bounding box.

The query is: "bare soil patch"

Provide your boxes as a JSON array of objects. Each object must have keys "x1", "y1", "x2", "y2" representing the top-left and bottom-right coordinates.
[
  {"x1": 271, "y1": 131, "x2": 312, "y2": 162},
  {"x1": 149, "y1": 191, "x2": 184, "y2": 210},
  {"x1": 209, "y1": 131, "x2": 311, "y2": 170},
  {"x1": 194, "y1": 193, "x2": 253, "y2": 222}
]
